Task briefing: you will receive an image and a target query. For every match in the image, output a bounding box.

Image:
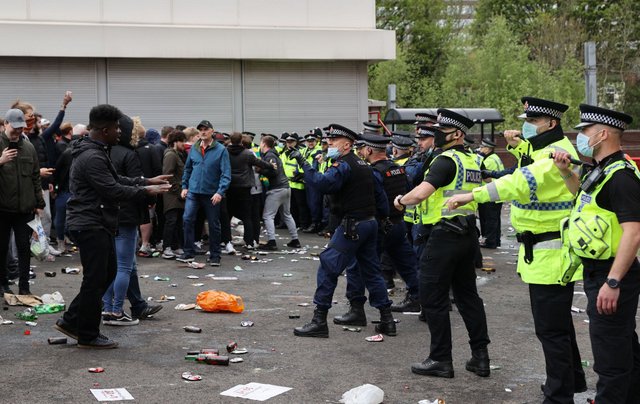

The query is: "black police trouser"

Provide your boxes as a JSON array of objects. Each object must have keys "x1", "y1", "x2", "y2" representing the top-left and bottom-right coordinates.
[
  {"x1": 420, "y1": 219, "x2": 490, "y2": 361},
  {"x1": 478, "y1": 202, "x2": 502, "y2": 247},
  {"x1": 0, "y1": 211, "x2": 33, "y2": 291},
  {"x1": 584, "y1": 259, "x2": 640, "y2": 404},
  {"x1": 63, "y1": 229, "x2": 117, "y2": 343},
  {"x1": 529, "y1": 282, "x2": 586, "y2": 404},
  {"x1": 290, "y1": 188, "x2": 310, "y2": 228}
]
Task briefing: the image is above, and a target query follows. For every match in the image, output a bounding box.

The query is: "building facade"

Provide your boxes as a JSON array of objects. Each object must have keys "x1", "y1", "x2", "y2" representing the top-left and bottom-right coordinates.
[{"x1": 0, "y1": 0, "x2": 395, "y2": 133}]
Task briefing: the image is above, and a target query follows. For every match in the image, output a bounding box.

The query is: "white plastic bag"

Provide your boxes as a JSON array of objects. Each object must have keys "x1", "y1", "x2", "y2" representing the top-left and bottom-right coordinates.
[
  {"x1": 40, "y1": 291, "x2": 65, "y2": 304},
  {"x1": 27, "y1": 216, "x2": 48, "y2": 260},
  {"x1": 340, "y1": 384, "x2": 384, "y2": 404}
]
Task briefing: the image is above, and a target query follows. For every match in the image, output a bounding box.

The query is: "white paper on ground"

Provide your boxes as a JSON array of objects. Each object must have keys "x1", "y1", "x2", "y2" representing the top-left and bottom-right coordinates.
[
  {"x1": 220, "y1": 382, "x2": 292, "y2": 401},
  {"x1": 90, "y1": 388, "x2": 134, "y2": 401}
]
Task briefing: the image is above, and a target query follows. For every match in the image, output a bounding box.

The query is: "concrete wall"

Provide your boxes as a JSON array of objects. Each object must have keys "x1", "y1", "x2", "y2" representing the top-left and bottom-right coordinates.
[{"x1": 0, "y1": 0, "x2": 395, "y2": 60}]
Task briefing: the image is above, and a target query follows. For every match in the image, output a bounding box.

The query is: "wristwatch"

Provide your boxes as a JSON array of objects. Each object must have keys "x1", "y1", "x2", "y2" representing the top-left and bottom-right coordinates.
[{"x1": 606, "y1": 277, "x2": 620, "y2": 289}]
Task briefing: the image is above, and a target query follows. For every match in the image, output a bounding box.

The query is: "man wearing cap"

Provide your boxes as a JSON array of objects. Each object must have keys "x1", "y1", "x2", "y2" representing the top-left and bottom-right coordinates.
[
  {"x1": 0, "y1": 109, "x2": 45, "y2": 295},
  {"x1": 302, "y1": 129, "x2": 324, "y2": 233},
  {"x1": 553, "y1": 105, "x2": 639, "y2": 404},
  {"x1": 281, "y1": 132, "x2": 310, "y2": 232},
  {"x1": 475, "y1": 139, "x2": 505, "y2": 249},
  {"x1": 394, "y1": 109, "x2": 490, "y2": 379},
  {"x1": 447, "y1": 97, "x2": 587, "y2": 400},
  {"x1": 178, "y1": 120, "x2": 231, "y2": 266},
  {"x1": 289, "y1": 124, "x2": 396, "y2": 338}
]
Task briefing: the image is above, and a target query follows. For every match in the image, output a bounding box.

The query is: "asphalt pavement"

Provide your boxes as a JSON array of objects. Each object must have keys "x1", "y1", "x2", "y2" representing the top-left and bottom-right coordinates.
[{"x1": 0, "y1": 208, "x2": 613, "y2": 403}]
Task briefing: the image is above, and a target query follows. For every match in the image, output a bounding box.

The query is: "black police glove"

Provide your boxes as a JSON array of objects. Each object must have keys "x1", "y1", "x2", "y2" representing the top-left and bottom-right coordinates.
[{"x1": 289, "y1": 150, "x2": 305, "y2": 165}]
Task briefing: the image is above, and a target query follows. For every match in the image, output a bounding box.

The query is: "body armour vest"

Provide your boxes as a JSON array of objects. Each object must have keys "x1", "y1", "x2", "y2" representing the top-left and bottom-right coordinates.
[
  {"x1": 329, "y1": 152, "x2": 376, "y2": 219},
  {"x1": 371, "y1": 159, "x2": 407, "y2": 220}
]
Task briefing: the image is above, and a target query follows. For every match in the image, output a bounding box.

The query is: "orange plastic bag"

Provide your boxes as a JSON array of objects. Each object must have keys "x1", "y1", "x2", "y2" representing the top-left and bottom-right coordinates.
[{"x1": 196, "y1": 290, "x2": 244, "y2": 313}]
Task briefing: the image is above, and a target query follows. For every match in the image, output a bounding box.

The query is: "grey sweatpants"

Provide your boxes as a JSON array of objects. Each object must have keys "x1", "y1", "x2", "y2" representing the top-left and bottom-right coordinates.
[{"x1": 263, "y1": 188, "x2": 298, "y2": 241}]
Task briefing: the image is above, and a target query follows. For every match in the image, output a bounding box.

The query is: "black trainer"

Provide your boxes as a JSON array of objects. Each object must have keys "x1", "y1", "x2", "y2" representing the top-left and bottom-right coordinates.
[
  {"x1": 78, "y1": 334, "x2": 118, "y2": 349},
  {"x1": 132, "y1": 304, "x2": 163, "y2": 320},
  {"x1": 53, "y1": 318, "x2": 78, "y2": 340},
  {"x1": 287, "y1": 239, "x2": 301, "y2": 248},
  {"x1": 259, "y1": 240, "x2": 278, "y2": 251}
]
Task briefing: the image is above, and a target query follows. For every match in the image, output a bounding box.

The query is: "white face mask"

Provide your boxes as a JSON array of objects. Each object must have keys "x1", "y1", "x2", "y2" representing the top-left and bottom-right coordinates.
[{"x1": 327, "y1": 147, "x2": 341, "y2": 159}]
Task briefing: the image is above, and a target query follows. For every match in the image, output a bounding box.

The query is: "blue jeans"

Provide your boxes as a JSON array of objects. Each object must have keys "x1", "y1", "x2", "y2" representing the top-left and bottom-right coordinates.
[
  {"x1": 313, "y1": 219, "x2": 390, "y2": 310},
  {"x1": 183, "y1": 193, "x2": 221, "y2": 260},
  {"x1": 54, "y1": 191, "x2": 70, "y2": 241},
  {"x1": 102, "y1": 225, "x2": 137, "y2": 314}
]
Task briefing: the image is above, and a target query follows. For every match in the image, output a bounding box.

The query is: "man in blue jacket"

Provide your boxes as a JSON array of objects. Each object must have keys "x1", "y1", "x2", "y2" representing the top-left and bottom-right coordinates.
[{"x1": 178, "y1": 120, "x2": 231, "y2": 266}]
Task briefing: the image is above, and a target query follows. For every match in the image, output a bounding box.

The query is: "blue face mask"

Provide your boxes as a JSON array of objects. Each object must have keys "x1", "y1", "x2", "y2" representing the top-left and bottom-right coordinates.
[
  {"x1": 327, "y1": 147, "x2": 341, "y2": 159},
  {"x1": 521, "y1": 121, "x2": 539, "y2": 139},
  {"x1": 576, "y1": 131, "x2": 604, "y2": 158}
]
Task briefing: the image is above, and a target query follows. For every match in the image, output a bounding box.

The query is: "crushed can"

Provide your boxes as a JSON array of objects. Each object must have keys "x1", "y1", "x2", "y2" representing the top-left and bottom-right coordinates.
[
  {"x1": 183, "y1": 326, "x2": 202, "y2": 333},
  {"x1": 47, "y1": 337, "x2": 67, "y2": 345},
  {"x1": 197, "y1": 355, "x2": 229, "y2": 366},
  {"x1": 44, "y1": 271, "x2": 56, "y2": 277}
]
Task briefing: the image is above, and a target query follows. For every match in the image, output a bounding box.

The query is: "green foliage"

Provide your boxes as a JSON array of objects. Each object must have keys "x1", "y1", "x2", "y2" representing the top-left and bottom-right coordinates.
[{"x1": 440, "y1": 16, "x2": 583, "y2": 128}]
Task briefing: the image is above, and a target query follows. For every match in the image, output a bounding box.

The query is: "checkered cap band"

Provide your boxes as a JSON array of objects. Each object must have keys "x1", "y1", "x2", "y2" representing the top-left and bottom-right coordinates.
[
  {"x1": 525, "y1": 104, "x2": 563, "y2": 119},
  {"x1": 329, "y1": 127, "x2": 355, "y2": 140},
  {"x1": 580, "y1": 112, "x2": 627, "y2": 130},
  {"x1": 417, "y1": 127, "x2": 435, "y2": 136},
  {"x1": 361, "y1": 140, "x2": 387, "y2": 149},
  {"x1": 415, "y1": 115, "x2": 434, "y2": 123},
  {"x1": 438, "y1": 115, "x2": 469, "y2": 134}
]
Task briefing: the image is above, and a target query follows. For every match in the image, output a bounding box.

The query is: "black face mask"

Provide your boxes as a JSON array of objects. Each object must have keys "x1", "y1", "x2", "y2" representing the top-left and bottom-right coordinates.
[{"x1": 434, "y1": 129, "x2": 451, "y2": 148}]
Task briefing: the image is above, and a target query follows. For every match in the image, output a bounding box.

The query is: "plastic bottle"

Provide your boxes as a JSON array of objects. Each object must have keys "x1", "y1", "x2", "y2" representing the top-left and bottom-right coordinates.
[
  {"x1": 34, "y1": 303, "x2": 66, "y2": 314},
  {"x1": 15, "y1": 308, "x2": 38, "y2": 321}
]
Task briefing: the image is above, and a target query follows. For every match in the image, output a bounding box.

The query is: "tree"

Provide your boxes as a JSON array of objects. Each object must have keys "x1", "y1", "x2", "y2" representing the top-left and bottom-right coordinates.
[{"x1": 440, "y1": 16, "x2": 583, "y2": 128}]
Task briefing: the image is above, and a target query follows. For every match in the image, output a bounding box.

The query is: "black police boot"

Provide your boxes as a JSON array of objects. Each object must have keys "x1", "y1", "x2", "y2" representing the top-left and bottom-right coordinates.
[
  {"x1": 411, "y1": 358, "x2": 454, "y2": 378},
  {"x1": 465, "y1": 348, "x2": 490, "y2": 377},
  {"x1": 391, "y1": 293, "x2": 421, "y2": 312},
  {"x1": 375, "y1": 307, "x2": 397, "y2": 336},
  {"x1": 332, "y1": 301, "x2": 367, "y2": 326},
  {"x1": 293, "y1": 308, "x2": 329, "y2": 338}
]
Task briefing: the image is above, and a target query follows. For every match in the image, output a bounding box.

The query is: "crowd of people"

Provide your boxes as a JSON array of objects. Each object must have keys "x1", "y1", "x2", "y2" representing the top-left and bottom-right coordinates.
[{"x1": 0, "y1": 91, "x2": 638, "y2": 403}]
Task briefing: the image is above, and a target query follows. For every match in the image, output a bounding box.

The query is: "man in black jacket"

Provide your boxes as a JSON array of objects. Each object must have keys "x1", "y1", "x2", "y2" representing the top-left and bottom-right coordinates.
[
  {"x1": 226, "y1": 132, "x2": 273, "y2": 249},
  {"x1": 53, "y1": 104, "x2": 169, "y2": 349}
]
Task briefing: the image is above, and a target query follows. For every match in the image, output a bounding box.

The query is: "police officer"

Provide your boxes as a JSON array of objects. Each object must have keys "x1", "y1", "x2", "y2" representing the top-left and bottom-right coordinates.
[
  {"x1": 554, "y1": 104, "x2": 639, "y2": 404},
  {"x1": 475, "y1": 139, "x2": 505, "y2": 249},
  {"x1": 333, "y1": 133, "x2": 420, "y2": 326},
  {"x1": 281, "y1": 132, "x2": 311, "y2": 230},
  {"x1": 362, "y1": 120, "x2": 383, "y2": 134},
  {"x1": 291, "y1": 124, "x2": 396, "y2": 338},
  {"x1": 395, "y1": 109, "x2": 490, "y2": 378},
  {"x1": 242, "y1": 131, "x2": 260, "y2": 155},
  {"x1": 447, "y1": 97, "x2": 587, "y2": 400},
  {"x1": 391, "y1": 135, "x2": 413, "y2": 165},
  {"x1": 302, "y1": 129, "x2": 324, "y2": 233}
]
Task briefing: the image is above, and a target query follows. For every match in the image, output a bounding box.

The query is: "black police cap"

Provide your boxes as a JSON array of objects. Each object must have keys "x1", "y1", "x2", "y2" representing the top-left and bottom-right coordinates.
[
  {"x1": 518, "y1": 96, "x2": 569, "y2": 120},
  {"x1": 574, "y1": 104, "x2": 633, "y2": 131}
]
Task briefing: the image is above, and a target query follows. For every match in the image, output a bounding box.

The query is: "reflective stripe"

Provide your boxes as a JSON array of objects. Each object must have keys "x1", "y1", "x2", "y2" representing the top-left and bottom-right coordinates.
[
  {"x1": 513, "y1": 166, "x2": 573, "y2": 211},
  {"x1": 443, "y1": 189, "x2": 470, "y2": 197},
  {"x1": 451, "y1": 153, "x2": 464, "y2": 189},
  {"x1": 442, "y1": 208, "x2": 475, "y2": 216},
  {"x1": 512, "y1": 200, "x2": 574, "y2": 211},
  {"x1": 487, "y1": 182, "x2": 500, "y2": 201},
  {"x1": 532, "y1": 239, "x2": 563, "y2": 250}
]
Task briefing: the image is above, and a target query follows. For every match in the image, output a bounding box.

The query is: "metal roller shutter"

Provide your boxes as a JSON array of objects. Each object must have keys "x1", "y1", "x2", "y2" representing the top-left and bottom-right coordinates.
[
  {"x1": 0, "y1": 57, "x2": 98, "y2": 126},
  {"x1": 243, "y1": 61, "x2": 366, "y2": 135},
  {"x1": 107, "y1": 59, "x2": 236, "y2": 130}
]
